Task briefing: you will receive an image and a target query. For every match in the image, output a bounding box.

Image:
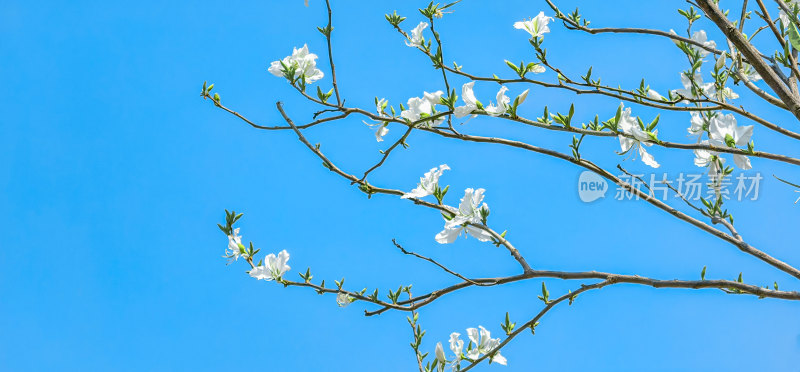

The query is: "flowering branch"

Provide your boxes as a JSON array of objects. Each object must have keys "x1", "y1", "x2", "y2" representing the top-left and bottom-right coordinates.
[
  {"x1": 204, "y1": 1, "x2": 800, "y2": 369},
  {"x1": 458, "y1": 280, "x2": 611, "y2": 372}
]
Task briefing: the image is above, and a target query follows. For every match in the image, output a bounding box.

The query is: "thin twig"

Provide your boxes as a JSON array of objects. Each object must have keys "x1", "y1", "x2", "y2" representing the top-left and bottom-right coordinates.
[
  {"x1": 392, "y1": 239, "x2": 493, "y2": 286},
  {"x1": 323, "y1": 0, "x2": 342, "y2": 106}
]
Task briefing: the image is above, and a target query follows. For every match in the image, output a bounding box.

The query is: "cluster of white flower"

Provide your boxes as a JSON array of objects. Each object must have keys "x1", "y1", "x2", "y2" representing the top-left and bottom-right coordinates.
[
  {"x1": 401, "y1": 164, "x2": 495, "y2": 244},
  {"x1": 268, "y1": 44, "x2": 324, "y2": 84},
  {"x1": 401, "y1": 90, "x2": 445, "y2": 126},
  {"x1": 397, "y1": 81, "x2": 529, "y2": 125},
  {"x1": 373, "y1": 14, "x2": 540, "y2": 141},
  {"x1": 693, "y1": 113, "x2": 754, "y2": 174},
  {"x1": 661, "y1": 28, "x2": 757, "y2": 175},
  {"x1": 667, "y1": 30, "x2": 739, "y2": 102},
  {"x1": 434, "y1": 327, "x2": 506, "y2": 371},
  {"x1": 435, "y1": 188, "x2": 493, "y2": 244},
  {"x1": 453, "y1": 82, "x2": 530, "y2": 119},
  {"x1": 222, "y1": 224, "x2": 291, "y2": 281},
  {"x1": 223, "y1": 234, "x2": 354, "y2": 308}
]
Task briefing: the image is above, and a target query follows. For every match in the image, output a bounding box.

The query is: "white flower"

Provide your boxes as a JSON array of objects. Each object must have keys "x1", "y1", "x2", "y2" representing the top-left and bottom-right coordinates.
[
  {"x1": 647, "y1": 89, "x2": 664, "y2": 101},
  {"x1": 689, "y1": 112, "x2": 706, "y2": 136},
  {"x1": 401, "y1": 96, "x2": 431, "y2": 122},
  {"x1": 694, "y1": 140, "x2": 725, "y2": 176},
  {"x1": 336, "y1": 291, "x2": 353, "y2": 307},
  {"x1": 717, "y1": 87, "x2": 738, "y2": 101},
  {"x1": 670, "y1": 29, "x2": 716, "y2": 57},
  {"x1": 709, "y1": 113, "x2": 753, "y2": 169},
  {"x1": 442, "y1": 332, "x2": 464, "y2": 371},
  {"x1": 249, "y1": 250, "x2": 291, "y2": 281},
  {"x1": 376, "y1": 98, "x2": 388, "y2": 115},
  {"x1": 401, "y1": 91, "x2": 445, "y2": 126},
  {"x1": 740, "y1": 63, "x2": 762, "y2": 82},
  {"x1": 672, "y1": 70, "x2": 716, "y2": 102},
  {"x1": 617, "y1": 104, "x2": 660, "y2": 168},
  {"x1": 450, "y1": 332, "x2": 464, "y2": 356},
  {"x1": 406, "y1": 21, "x2": 429, "y2": 47},
  {"x1": 424, "y1": 90, "x2": 444, "y2": 106},
  {"x1": 515, "y1": 89, "x2": 530, "y2": 105},
  {"x1": 435, "y1": 188, "x2": 493, "y2": 244},
  {"x1": 224, "y1": 227, "x2": 246, "y2": 261},
  {"x1": 268, "y1": 44, "x2": 324, "y2": 84},
  {"x1": 363, "y1": 120, "x2": 389, "y2": 142},
  {"x1": 466, "y1": 326, "x2": 507, "y2": 366},
  {"x1": 454, "y1": 82, "x2": 480, "y2": 119},
  {"x1": 433, "y1": 333, "x2": 464, "y2": 372},
  {"x1": 402, "y1": 164, "x2": 450, "y2": 199},
  {"x1": 690, "y1": 30, "x2": 716, "y2": 57},
  {"x1": 529, "y1": 64, "x2": 546, "y2": 74},
  {"x1": 434, "y1": 342, "x2": 447, "y2": 370},
  {"x1": 485, "y1": 86, "x2": 510, "y2": 117},
  {"x1": 514, "y1": 12, "x2": 553, "y2": 39},
  {"x1": 715, "y1": 52, "x2": 727, "y2": 70}
]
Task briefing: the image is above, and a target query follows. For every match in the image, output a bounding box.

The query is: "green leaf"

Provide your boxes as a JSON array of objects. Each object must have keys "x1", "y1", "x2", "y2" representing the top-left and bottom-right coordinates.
[
  {"x1": 505, "y1": 60, "x2": 520, "y2": 74},
  {"x1": 613, "y1": 104, "x2": 622, "y2": 126},
  {"x1": 647, "y1": 114, "x2": 660, "y2": 132},
  {"x1": 568, "y1": 104, "x2": 575, "y2": 122},
  {"x1": 538, "y1": 281, "x2": 550, "y2": 303},
  {"x1": 701, "y1": 266, "x2": 706, "y2": 280},
  {"x1": 789, "y1": 22, "x2": 800, "y2": 51}
]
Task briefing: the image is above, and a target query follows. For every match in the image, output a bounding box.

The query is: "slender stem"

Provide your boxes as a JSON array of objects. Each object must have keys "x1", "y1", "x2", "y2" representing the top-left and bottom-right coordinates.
[
  {"x1": 428, "y1": 16, "x2": 457, "y2": 132},
  {"x1": 740, "y1": 0, "x2": 750, "y2": 33},
  {"x1": 357, "y1": 126, "x2": 414, "y2": 183},
  {"x1": 393, "y1": 239, "x2": 493, "y2": 286},
  {"x1": 324, "y1": 0, "x2": 342, "y2": 106}
]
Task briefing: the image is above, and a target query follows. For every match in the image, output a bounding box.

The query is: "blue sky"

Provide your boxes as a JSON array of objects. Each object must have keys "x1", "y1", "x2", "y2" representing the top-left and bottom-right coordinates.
[{"x1": 2, "y1": 0, "x2": 799, "y2": 371}]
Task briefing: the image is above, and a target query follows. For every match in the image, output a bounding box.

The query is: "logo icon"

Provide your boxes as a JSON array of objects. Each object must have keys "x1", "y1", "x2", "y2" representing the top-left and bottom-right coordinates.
[{"x1": 578, "y1": 171, "x2": 608, "y2": 203}]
